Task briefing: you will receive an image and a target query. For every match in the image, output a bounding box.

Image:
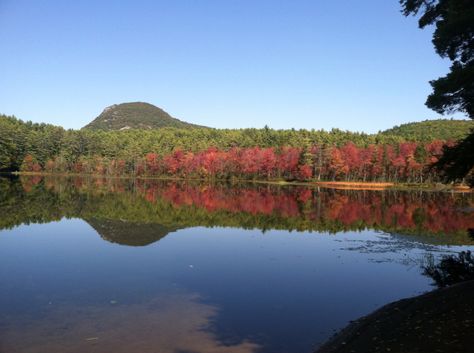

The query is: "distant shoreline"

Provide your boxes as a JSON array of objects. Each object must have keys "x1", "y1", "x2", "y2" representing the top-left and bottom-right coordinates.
[{"x1": 7, "y1": 172, "x2": 472, "y2": 192}]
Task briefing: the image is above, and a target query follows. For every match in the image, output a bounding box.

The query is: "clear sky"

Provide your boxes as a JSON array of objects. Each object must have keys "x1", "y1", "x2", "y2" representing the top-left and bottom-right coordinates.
[{"x1": 0, "y1": 0, "x2": 464, "y2": 132}]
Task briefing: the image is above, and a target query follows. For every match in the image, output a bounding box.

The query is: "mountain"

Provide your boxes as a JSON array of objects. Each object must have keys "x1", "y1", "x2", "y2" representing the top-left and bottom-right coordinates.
[
  {"x1": 381, "y1": 119, "x2": 472, "y2": 141},
  {"x1": 83, "y1": 102, "x2": 205, "y2": 130}
]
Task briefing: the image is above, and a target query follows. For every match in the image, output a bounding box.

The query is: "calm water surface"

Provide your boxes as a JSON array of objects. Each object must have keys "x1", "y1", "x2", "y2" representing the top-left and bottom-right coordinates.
[{"x1": 1, "y1": 176, "x2": 473, "y2": 353}]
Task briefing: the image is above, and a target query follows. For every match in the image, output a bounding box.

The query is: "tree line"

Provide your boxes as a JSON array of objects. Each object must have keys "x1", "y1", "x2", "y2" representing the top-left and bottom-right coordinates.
[
  {"x1": 1, "y1": 114, "x2": 470, "y2": 183},
  {"x1": 32, "y1": 141, "x2": 451, "y2": 183}
]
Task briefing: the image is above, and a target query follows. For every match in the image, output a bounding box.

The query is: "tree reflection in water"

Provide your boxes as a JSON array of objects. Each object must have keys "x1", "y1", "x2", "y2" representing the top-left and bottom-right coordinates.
[{"x1": 0, "y1": 175, "x2": 472, "y2": 246}]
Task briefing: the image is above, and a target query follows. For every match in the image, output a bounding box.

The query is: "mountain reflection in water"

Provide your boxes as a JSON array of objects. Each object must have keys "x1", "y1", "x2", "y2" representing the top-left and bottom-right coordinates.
[
  {"x1": 0, "y1": 176, "x2": 473, "y2": 353},
  {"x1": 1, "y1": 175, "x2": 473, "y2": 245}
]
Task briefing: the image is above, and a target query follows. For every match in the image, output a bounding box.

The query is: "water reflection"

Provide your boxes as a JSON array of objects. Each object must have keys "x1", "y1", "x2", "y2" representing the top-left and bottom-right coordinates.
[
  {"x1": 87, "y1": 218, "x2": 178, "y2": 246},
  {"x1": 0, "y1": 176, "x2": 473, "y2": 353},
  {"x1": 1, "y1": 175, "x2": 473, "y2": 244},
  {"x1": 1, "y1": 293, "x2": 259, "y2": 353}
]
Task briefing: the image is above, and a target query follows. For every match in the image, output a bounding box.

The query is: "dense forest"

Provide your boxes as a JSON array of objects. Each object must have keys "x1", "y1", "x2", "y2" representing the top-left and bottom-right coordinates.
[
  {"x1": 1, "y1": 176, "x2": 473, "y2": 244},
  {"x1": 1, "y1": 114, "x2": 472, "y2": 183},
  {"x1": 380, "y1": 119, "x2": 473, "y2": 142}
]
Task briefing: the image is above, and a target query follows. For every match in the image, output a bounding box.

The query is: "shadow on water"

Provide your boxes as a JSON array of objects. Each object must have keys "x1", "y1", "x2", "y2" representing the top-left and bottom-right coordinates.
[
  {"x1": 423, "y1": 250, "x2": 474, "y2": 288},
  {"x1": 468, "y1": 228, "x2": 474, "y2": 240}
]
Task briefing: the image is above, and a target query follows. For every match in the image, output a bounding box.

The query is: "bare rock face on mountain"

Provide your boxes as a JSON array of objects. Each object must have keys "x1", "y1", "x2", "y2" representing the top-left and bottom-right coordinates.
[{"x1": 83, "y1": 102, "x2": 205, "y2": 130}]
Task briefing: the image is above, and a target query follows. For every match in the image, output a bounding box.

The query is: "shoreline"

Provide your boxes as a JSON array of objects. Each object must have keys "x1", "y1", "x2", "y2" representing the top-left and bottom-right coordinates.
[
  {"x1": 316, "y1": 280, "x2": 474, "y2": 353},
  {"x1": 4, "y1": 171, "x2": 472, "y2": 192}
]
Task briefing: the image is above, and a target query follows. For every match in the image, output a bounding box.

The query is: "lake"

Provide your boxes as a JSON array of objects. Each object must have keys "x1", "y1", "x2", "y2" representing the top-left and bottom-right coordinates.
[{"x1": 1, "y1": 176, "x2": 473, "y2": 353}]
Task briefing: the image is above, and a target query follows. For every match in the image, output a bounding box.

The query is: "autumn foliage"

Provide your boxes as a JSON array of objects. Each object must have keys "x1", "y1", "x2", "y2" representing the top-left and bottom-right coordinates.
[
  {"x1": 132, "y1": 182, "x2": 473, "y2": 236},
  {"x1": 25, "y1": 140, "x2": 453, "y2": 183},
  {"x1": 30, "y1": 176, "x2": 473, "y2": 239},
  {"x1": 20, "y1": 155, "x2": 42, "y2": 173}
]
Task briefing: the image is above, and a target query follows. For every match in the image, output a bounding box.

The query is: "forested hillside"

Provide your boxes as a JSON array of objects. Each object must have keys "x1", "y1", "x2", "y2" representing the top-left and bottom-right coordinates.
[
  {"x1": 0, "y1": 114, "x2": 471, "y2": 183},
  {"x1": 83, "y1": 102, "x2": 205, "y2": 130},
  {"x1": 381, "y1": 119, "x2": 472, "y2": 141}
]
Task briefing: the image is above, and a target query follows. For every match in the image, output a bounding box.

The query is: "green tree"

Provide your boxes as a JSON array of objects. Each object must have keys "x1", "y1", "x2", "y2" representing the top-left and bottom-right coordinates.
[
  {"x1": 401, "y1": 0, "x2": 474, "y2": 184},
  {"x1": 401, "y1": 0, "x2": 473, "y2": 117}
]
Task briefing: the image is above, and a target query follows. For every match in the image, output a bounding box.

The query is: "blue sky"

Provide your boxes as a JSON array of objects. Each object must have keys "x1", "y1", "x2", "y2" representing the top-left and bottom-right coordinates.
[{"x1": 0, "y1": 0, "x2": 463, "y2": 132}]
